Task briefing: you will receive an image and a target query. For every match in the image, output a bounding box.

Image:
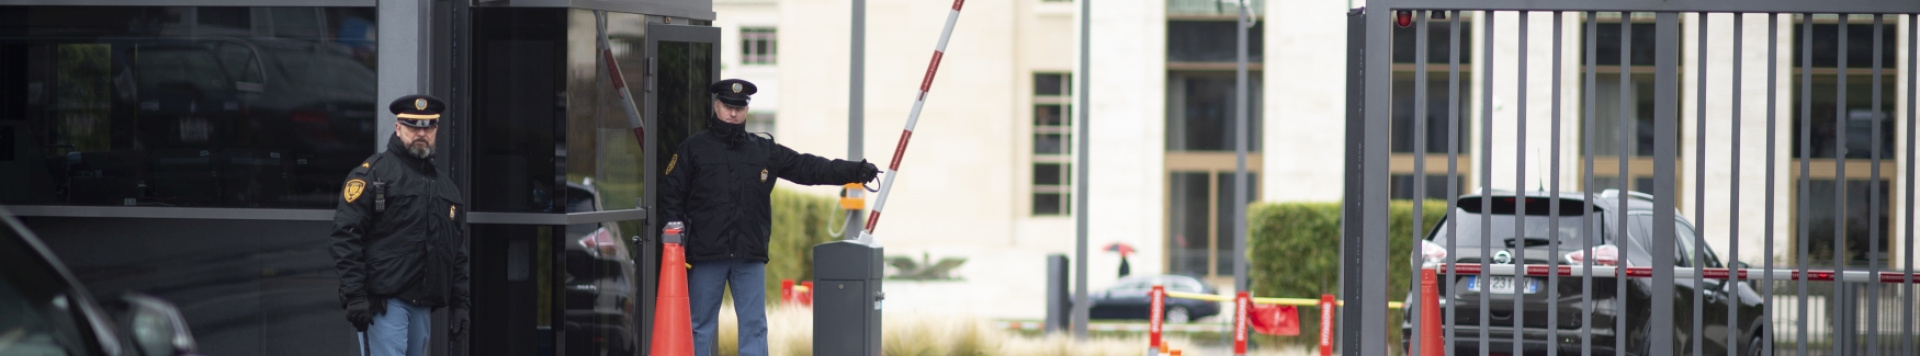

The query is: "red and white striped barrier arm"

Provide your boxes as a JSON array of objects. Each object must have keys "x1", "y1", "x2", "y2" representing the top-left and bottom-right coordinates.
[
  {"x1": 597, "y1": 12, "x2": 646, "y2": 147},
  {"x1": 859, "y1": 0, "x2": 966, "y2": 244},
  {"x1": 1434, "y1": 264, "x2": 1920, "y2": 283}
]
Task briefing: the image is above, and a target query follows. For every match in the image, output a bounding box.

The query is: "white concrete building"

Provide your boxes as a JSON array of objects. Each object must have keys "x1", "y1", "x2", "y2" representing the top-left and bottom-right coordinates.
[{"x1": 716, "y1": 0, "x2": 1917, "y2": 320}]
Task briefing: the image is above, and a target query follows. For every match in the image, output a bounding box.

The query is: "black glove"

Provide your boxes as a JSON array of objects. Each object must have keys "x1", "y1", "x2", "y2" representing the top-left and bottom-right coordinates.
[
  {"x1": 449, "y1": 308, "x2": 470, "y2": 339},
  {"x1": 345, "y1": 298, "x2": 372, "y2": 332},
  {"x1": 857, "y1": 160, "x2": 880, "y2": 183},
  {"x1": 369, "y1": 297, "x2": 387, "y2": 316}
]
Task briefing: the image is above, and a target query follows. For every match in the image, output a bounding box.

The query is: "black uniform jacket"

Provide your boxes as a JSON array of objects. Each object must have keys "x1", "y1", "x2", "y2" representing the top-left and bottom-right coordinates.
[
  {"x1": 661, "y1": 124, "x2": 872, "y2": 263},
  {"x1": 329, "y1": 137, "x2": 471, "y2": 310}
]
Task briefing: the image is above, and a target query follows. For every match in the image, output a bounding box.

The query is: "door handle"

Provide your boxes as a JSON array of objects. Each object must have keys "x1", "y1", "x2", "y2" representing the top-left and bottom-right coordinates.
[{"x1": 645, "y1": 57, "x2": 656, "y2": 93}]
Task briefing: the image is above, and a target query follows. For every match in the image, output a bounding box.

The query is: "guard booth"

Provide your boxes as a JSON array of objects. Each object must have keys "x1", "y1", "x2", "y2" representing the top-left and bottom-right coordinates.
[
  {"x1": 462, "y1": 2, "x2": 718, "y2": 356},
  {"x1": 0, "y1": 0, "x2": 718, "y2": 355}
]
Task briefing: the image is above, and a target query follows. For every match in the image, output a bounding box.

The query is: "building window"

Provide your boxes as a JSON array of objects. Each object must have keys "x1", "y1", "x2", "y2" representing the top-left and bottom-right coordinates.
[
  {"x1": 1167, "y1": 171, "x2": 1259, "y2": 279},
  {"x1": 1389, "y1": 16, "x2": 1472, "y2": 201},
  {"x1": 1580, "y1": 18, "x2": 1682, "y2": 206},
  {"x1": 740, "y1": 27, "x2": 776, "y2": 65},
  {"x1": 1166, "y1": 71, "x2": 1262, "y2": 152},
  {"x1": 1167, "y1": 20, "x2": 1263, "y2": 64},
  {"x1": 1033, "y1": 72, "x2": 1072, "y2": 215},
  {"x1": 745, "y1": 113, "x2": 776, "y2": 138},
  {"x1": 1788, "y1": 15, "x2": 1898, "y2": 268}
]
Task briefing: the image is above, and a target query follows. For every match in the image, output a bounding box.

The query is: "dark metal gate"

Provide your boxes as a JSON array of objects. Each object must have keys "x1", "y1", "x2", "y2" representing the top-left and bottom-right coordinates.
[{"x1": 1342, "y1": 1, "x2": 1920, "y2": 355}]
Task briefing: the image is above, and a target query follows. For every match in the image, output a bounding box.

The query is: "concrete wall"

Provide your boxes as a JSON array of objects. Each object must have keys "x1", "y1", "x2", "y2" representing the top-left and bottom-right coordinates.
[{"x1": 1262, "y1": 0, "x2": 1351, "y2": 203}]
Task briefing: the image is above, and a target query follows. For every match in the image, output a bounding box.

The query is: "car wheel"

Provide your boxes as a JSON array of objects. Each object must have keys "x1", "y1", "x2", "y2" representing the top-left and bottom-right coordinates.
[
  {"x1": 1747, "y1": 336, "x2": 1770, "y2": 356},
  {"x1": 1166, "y1": 306, "x2": 1190, "y2": 324}
]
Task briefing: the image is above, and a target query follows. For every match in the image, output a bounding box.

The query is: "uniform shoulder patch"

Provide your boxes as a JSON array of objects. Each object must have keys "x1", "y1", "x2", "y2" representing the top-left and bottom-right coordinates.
[
  {"x1": 343, "y1": 178, "x2": 367, "y2": 203},
  {"x1": 665, "y1": 154, "x2": 679, "y2": 175}
]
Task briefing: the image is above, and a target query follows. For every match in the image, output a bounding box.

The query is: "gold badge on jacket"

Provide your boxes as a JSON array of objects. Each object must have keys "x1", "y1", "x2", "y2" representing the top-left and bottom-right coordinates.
[
  {"x1": 760, "y1": 168, "x2": 769, "y2": 182},
  {"x1": 450, "y1": 205, "x2": 457, "y2": 219},
  {"x1": 343, "y1": 178, "x2": 367, "y2": 203}
]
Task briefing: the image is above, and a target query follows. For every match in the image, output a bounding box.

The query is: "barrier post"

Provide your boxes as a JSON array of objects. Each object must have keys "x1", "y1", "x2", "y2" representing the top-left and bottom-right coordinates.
[
  {"x1": 799, "y1": 281, "x2": 814, "y2": 306},
  {"x1": 1417, "y1": 268, "x2": 1444, "y2": 355},
  {"x1": 781, "y1": 279, "x2": 795, "y2": 305},
  {"x1": 1233, "y1": 292, "x2": 1250, "y2": 355},
  {"x1": 1148, "y1": 285, "x2": 1165, "y2": 356},
  {"x1": 1318, "y1": 294, "x2": 1334, "y2": 356}
]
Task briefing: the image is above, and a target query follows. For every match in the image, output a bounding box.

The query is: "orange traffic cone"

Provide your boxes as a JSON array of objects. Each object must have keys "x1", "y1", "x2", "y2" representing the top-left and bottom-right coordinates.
[
  {"x1": 1416, "y1": 268, "x2": 1445, "y2": 356},
  {"x1": 650, "y1": 223, "x2": 694, "y2": 356}
]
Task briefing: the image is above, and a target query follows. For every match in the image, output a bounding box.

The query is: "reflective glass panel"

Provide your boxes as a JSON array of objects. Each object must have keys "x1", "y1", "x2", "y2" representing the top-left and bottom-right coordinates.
[{"x1": 0, "y1": 6, "x2": 380, "y2": 208}]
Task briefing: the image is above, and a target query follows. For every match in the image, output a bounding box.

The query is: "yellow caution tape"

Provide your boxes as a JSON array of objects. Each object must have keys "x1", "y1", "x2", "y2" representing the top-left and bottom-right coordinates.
[{"x1": 1164, "y1": 291, "x2": 1405, "y2": 309}]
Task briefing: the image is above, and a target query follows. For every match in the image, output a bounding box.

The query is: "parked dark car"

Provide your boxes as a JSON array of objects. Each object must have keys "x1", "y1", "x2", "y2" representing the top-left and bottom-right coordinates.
[
  {"x1": 1400, "y1": 189, "x2": 1770, "y2": 356},
  {"x1": 0, "y1": 206, "x2": 202, "y2": 356},
  {"x1": 195, "y1": 36, "x2": 379, "y2": 207},
  {"x1": 561, "y1": 181, "x2": 638, "y2": 355},
  {"x1": 1087, "y1": 274, "x2": 1221, "y2": 323}
]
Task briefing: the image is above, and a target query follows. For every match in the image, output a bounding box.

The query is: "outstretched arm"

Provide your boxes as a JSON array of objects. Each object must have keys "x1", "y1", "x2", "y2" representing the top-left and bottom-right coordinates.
[{"x1": 772, "y1": 143, "x2": 878, "y2": 186}]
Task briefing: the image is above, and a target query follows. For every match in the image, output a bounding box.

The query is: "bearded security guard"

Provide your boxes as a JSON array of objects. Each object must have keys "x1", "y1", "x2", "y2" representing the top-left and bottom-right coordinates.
[
  {"x1": 660, "y1": 79, "x2": 879, "y2": 356},
  {"x1": 329, "y1": 94, "x2": 470, "y2": 356}
]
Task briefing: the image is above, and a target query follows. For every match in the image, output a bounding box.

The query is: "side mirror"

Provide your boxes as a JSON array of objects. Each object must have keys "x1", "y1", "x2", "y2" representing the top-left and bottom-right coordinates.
[{"x1": 106, "y1": 293, "x2": 199, "y2": 356}]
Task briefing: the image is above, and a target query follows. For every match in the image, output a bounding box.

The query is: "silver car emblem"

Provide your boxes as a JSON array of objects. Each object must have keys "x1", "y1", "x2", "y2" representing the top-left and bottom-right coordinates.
[{"x1": 1492, "y1": 251, "x2": 1513, "y2": 265}]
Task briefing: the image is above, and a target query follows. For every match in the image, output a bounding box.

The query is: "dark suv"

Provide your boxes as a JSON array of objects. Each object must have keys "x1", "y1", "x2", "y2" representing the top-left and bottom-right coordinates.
[
  {"x1": 1399, "y1": 190, "x2": 1770, "y2": 356},
  {"x1": 0, "y1": 206, "x2": 202, "y2": 356}
]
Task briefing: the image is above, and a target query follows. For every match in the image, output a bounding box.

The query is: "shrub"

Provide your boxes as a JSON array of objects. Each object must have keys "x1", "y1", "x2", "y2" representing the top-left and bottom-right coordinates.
[
  {"x1": 765, "y1": 188, "x2": 844, "y2": 302},
  {"x1": 1247, "y1": 199, "x2": 1448, "y2": 349}
]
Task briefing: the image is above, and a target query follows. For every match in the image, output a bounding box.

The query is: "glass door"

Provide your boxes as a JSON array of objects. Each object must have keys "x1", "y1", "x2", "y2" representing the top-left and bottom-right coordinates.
[{"x1": 640, "y1": 22, "x2": 719, "y2": 353}]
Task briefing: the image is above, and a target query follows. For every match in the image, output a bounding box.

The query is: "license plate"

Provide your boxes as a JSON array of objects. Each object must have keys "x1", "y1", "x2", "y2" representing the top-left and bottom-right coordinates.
[{"x1": 1467, "y1": 276, "x2": 1539, "y2": 294}]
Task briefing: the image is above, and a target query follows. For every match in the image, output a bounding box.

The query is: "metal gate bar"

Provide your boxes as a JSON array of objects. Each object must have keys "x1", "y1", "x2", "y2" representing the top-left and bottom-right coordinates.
[
  {"x1": 1360, "y1": 2, "x2": 1920, "y2": 356},
  {"x1": 1907, "y1": 14, "x2": 1918, "y2": 356},
  {"x1": 1797, "y1": 15, "x2": 1811, "y2": 356},
  {"x1": 1764, "y1": 14, "x2": 1779, "y2": 356},
  {"x1": 1692, "y1": 13, "x2": 1708, "y2": 356},
  {"x1": 1581, "y1": 12, "x2": 1598, "y2": 356}
]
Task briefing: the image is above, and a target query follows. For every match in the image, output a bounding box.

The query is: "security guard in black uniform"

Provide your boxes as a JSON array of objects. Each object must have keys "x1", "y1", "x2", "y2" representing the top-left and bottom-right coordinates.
[
  {"x1": 661, "y1": 79, "x2": 878, "y2": 356},
  {"x1": 329, "y1": 94, "x2": 470, "y2": 356}
]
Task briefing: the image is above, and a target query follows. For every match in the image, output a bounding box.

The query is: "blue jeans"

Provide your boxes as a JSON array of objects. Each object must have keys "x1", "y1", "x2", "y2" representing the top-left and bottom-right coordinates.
[
  {"x1": 359, "y1": 298, "x2": 431, "y2": 356},
  {"x1": 688, "y1": 258, "x2": 768, "y2": 356}
]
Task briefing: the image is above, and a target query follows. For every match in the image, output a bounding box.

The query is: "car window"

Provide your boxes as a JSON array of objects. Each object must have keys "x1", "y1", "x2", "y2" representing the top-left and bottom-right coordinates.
[
  {"x1": 1171, "y1": 279, "x2": 1204, "y2": 293},
  {"x1": 268, "y1": 47, "x2": 376, "y2": 90},
  {"x1": 1674, "y1": 221, "x2": 1703, "y2": 268},
  {"x1": 0, "y1": 229, "x2": 91, "y2": 355},
  {"x1": 212, "y1": 43, "x2": 264, "y2": 84},
  {"x1": 1626, "y1": 214, "x2": 1690, "y2": 267},
  {"x1": 135, "y1": 47, "x2": 233, "y2": 96},
  {"x1": 1428, "y1": 211, "x2": 1596, "y2": 248}
]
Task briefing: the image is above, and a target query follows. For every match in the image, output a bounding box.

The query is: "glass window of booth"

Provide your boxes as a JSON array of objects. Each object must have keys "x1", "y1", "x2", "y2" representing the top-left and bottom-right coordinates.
[{"x1": 0, "y1": 6, "x2": 380, "y2": 209}]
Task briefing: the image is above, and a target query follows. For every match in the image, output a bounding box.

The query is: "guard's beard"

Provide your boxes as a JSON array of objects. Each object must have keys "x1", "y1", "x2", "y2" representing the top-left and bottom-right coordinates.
[{"x1": 408, "y1": 140, "x2": 434, "y2": 159}]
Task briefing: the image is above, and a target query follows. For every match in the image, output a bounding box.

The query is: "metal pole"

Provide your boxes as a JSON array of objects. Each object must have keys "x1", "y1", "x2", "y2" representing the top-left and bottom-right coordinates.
[
  {"x1": 859, "y1": 0, "x2": 966, "y2": 240},
  {"x1": 1651, "y1": 12, "x2": 1679, "y2": 355},
  {"x1": 1350, "y1": 5, "x2": 1392, "y2": 356},
  {"x1": 845, "y1": 0, "x2": 866, "y2": 238},
  {"x1": 1339, "y1": 8, "x2": 1366, "y2": 355},
  {"x1": 1232, "y1": 0, "x2": 1250, "y2": 295},
  {"x1": 1072, "y1": 0, "x2": 1092, "y2": 340}
]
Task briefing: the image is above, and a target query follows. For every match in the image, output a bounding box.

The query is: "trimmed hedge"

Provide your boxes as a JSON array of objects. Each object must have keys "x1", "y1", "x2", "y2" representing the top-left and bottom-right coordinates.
[
  {"x1": 765, "y1": 188, "x2": 845, "y2": 302},
  {"x1": 1248, "y1": 200, "x2": 1448, "y2": 348}
]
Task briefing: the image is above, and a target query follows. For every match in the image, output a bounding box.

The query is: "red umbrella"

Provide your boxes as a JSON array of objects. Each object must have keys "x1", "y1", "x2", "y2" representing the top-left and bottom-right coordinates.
[{"x1": 1102, "y1": 242, "x2": 1135, "y2": 256}]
